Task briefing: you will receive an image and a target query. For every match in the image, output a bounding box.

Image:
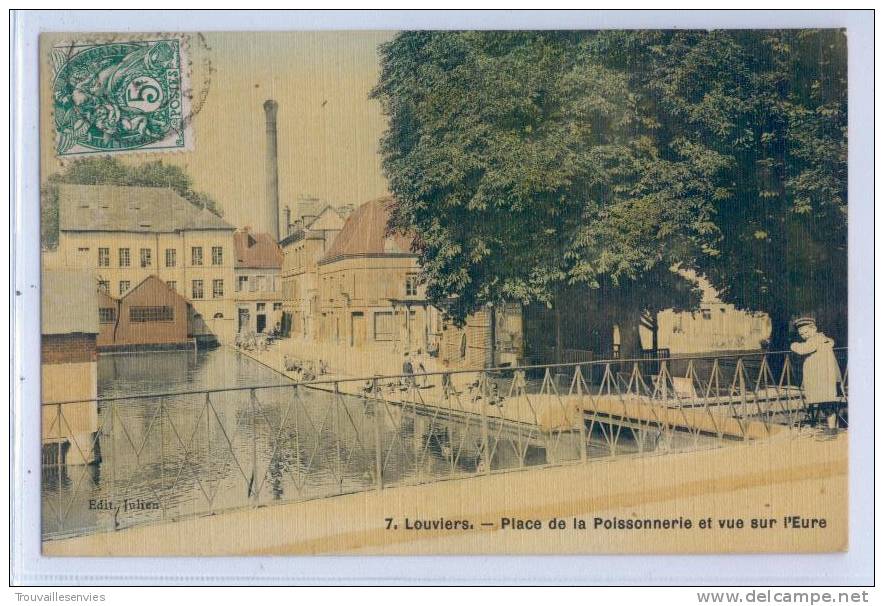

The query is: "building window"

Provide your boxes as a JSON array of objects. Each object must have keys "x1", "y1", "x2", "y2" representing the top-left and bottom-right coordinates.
[
  {"x1": 118, "y1": 248, "x2": 130, "y2": 267},
  {"x1": 273, "y1": 302, "x2": 282, "y2": 310},
  {"x1": 192, "y1": 280, "x2": 204, "y2": 299},
  {"x1": 130, "y1": 306, "x2": 174, "y2": 322},
  {"x1": 212, "y1": 246, "x2": 223, "y2": 265},
  {"x1": 140, "y1": 248, "x2": 152, "y2": 268},
  {"x1": 78, "y1": 247, "x2": 90, "y2": 253},
  {"x1": 165, "y1": 248, "x2": 177, "y2": 267},
  {"x1": 237, "y1": 276, "x2": 249, "y2": 292},
  {"x1": 701, "y1": 309, "x2": 712, "y2": 320},
  {"x1": 213, "y1": 312, "x2": 224, "y2": 319},
  {"x1": 256, "y1": 302, "x2": 266, "y2": 311},
  {"x1": 98, "y1": 280, "x2": 109, "y2": 293},
  {"x1": 119, "y1": 280, "x2": 130, "y2": 295},
  {"x1": 255, "y1": 275, "x2": 265, "y2": 292},
  {"x1": 166, "y1": 280, "x2": 177, "y2": 292},
  {"x1": 191, "y1": 247, "x2": 203, "y2": 266},
  {"x1": 374, "y1": 311, "x2": 393, "y2": 341},
  {"x1": 406, "y1": 274, "x2": 419, "y2": 297},
  {"x1": 212, "y1": 279, "x2": 224, "y2": 298},
  {"x1": 98, "y1": 308, "x2": 116, "y2": 324},
  {"x1": 98, "y1": 248, "x2": 109, "y2": 267}
]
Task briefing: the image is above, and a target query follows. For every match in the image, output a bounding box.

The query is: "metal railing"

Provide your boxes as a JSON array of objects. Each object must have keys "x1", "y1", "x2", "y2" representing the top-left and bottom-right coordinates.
[{"x1": 41, "y1": 349, "x2": 847, "y2": 540}]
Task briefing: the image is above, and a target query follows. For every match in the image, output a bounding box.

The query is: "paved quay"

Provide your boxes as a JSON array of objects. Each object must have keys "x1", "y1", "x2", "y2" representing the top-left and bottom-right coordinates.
[
  {"x1": 238, "y1": 337, "x2": 448, "y2": 382},
  {"x1": 43, "y1": 431, "x2": 846, "y2": 556},
  {"x1": 236, "y1": 342, "x2": 581, "y2": 431}
]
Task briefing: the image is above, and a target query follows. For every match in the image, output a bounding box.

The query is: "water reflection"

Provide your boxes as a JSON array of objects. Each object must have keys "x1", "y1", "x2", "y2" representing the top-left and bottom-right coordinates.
[{"x1": 42, "y1": 349, "x2": 589, "y2": 540}]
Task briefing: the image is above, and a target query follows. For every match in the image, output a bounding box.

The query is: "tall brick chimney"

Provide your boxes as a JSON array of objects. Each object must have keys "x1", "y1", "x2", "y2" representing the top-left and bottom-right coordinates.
[{"x1": 263, "y1": 99, "x2": 280, "y2": 241}]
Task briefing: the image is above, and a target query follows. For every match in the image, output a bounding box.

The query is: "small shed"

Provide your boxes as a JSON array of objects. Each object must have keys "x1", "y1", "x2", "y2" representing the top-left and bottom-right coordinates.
[
  {"x1": 41, "y1": 269, "x2": 100, "y2": 464},
  {"x1": 98, "y1": 275, "x2": 192, "y2": 350}
]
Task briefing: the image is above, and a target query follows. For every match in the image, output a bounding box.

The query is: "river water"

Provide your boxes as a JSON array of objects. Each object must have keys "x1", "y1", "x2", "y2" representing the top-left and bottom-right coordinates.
[
  {"x1": 43, "y1": 348, "x2": 580, "y2": 540},
  {"x1": 43, "y1": 347, "x2": 733, "y2": 540}
]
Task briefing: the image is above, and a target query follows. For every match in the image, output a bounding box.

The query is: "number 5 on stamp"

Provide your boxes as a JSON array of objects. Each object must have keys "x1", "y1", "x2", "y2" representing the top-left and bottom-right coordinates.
[{"x1": 50, "y1": 36, "x2": 192, "y2": 156}]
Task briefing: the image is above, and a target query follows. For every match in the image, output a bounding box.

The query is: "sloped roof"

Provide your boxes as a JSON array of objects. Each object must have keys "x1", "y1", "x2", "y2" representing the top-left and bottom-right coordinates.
[
  {"x1": 234, "y1": 229, "x2": 283, "y2": 269},
  {"x1": 304, "y1": 205, "x2": 346, "y2": 232},
  {"x1": 292, "y1": 198, "x2": 327, "y2": 222},
  {"x1": 42, "y1": 270, "x2": 99, "y2": 335},
  {"x1": 98, "y1": 290, "x2": 117, "y2": 306},
  {"x1": 319, "y1": 197, "x2": 415, "y2": 264},
  {"x1": 121, "y1": 274, "x2": 191, "y2": 303},
  {"x1": 58, "y1": 184, "x2": 233, "y2": 233}
]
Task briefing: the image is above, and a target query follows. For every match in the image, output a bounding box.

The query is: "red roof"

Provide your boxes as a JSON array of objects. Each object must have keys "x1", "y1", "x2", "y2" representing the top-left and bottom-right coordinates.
[
  {"x1": 234, "y1": 229, "x2": 283, "y2": 269},
  {"x1": 320, "y1": 197, "x2": 414, "y2": 264}
]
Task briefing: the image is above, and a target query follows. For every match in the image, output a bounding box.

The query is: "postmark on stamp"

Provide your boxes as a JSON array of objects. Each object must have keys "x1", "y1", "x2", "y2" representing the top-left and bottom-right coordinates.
[{"x1": 50, "y1": 36, "x2": 192, "y2": 156}]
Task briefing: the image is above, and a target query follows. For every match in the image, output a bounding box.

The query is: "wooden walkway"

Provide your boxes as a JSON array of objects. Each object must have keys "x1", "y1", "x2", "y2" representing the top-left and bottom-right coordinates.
[
  {"x1": 241, "y1": 347, "x2": 804, "y2": 440},
  {"x1": 316, "y1": 380, "x2": 801, "y2": 439}
]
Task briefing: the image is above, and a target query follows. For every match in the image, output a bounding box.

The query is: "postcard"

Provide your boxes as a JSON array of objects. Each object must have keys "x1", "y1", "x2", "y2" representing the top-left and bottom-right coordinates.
[{"x1": 37, "y1": 28, "x2": 850, "y2": 558}]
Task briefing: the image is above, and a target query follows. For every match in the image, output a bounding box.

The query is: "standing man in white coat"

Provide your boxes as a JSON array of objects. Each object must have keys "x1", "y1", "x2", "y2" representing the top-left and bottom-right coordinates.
[{"x1": 789, "y1": 317, "x2": 844, "y2": 432}]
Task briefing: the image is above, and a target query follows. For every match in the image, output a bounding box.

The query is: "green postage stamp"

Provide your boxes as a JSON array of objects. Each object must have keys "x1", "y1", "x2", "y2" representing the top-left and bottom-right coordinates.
[{"x1": 50, "y1": 36, "x2": 191, "y2": 156}]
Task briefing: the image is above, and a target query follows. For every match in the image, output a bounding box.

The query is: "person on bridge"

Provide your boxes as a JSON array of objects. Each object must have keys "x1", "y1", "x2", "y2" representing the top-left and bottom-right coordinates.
[
  {"x1": 401, "y1": 352, "x2": 415, "y2": 389},
  {"x1": 414, "y1": 348, "x2": 428, "y2": 387},
  {"x1": 790, "y1": 317, "x2": 843, "y2": 434}
]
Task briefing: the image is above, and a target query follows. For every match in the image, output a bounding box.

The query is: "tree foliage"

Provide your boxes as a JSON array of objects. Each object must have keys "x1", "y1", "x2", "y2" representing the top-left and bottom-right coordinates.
[
  {"x1": 41, "y1": 157, "x2": 222, "y2": 249},
  {"x1": 590, "y1": 30, "x2": 848, "y2": 348},
  {"x1": 372, "y1": 29, "x2": 847, "y2": 354},
  {"x1": 371, "y1": 31, "x2": 702, "y2": 355}
]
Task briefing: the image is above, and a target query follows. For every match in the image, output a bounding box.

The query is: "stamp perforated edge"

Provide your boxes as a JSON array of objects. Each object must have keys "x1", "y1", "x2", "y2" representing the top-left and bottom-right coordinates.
[{"x1": 47, "y1": 32, "x2": 199, "y2": 160}]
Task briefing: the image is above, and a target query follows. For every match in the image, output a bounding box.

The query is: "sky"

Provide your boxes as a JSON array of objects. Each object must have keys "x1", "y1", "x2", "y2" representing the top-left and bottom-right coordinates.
[{"x1": 41, "y1": 31, "x2": 397, "y2": 233}]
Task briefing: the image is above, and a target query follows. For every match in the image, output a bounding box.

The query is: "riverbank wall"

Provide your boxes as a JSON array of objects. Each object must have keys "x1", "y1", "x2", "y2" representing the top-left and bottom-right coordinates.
[{"x1": 43, "y1": 430, "x2": 847, "y2": 556}]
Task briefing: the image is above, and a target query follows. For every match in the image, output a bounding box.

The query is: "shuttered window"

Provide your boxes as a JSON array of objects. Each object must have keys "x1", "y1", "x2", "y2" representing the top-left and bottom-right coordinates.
[{"x1": 374, "y1": 311, "x2": 393, "y2": 341}]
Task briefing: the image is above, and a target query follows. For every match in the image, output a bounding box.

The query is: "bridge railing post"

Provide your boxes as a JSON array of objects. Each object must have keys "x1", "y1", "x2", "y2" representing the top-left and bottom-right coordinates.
[
  {"x1": 205, "y1": 393, "x2": 212, "y2": 512},
  {"x1": 479, "y1": 371, "x2": 490, "y2": 475},
  {"x1": 572, "y1": 365, "x2": 588, "y2": 463},
  {"x1": 249, "y1": 388, "x2": 258, "y2": 501},
  {"x1": 372, "y1": 379, "x2": 383, "y2": 491},
  {"x1": 159, "y1": 396, "x2": 165, "y2": 519},
  {"x1": 333, "y1": 381, "x2": 343, "y2": 493},
  {"x1": 109, "y1": 400, "x2": 116, "y2": 525}
]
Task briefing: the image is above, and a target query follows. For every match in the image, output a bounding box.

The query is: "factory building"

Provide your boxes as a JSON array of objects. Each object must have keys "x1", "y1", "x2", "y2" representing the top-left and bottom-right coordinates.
[{"x1": 51, "y1": 183, "x2": 236, "y2": 346}]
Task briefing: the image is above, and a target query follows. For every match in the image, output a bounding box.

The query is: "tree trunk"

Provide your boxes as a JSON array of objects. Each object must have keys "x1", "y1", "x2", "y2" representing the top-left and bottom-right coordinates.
[
  {"x1": 642, "y1": 311, "x2": 659, "y2": 352},
  {"x1": 618, "y1": 316, "x2": 642, "y2": 361},
  {"x1": 766, "y1": 305, "x2": 792, "y2": 378},
  {"x1": 651, "y1": 322, "x2": 658, "y2": 353},
  {"x1": 767, "y1": 306, "x2": 791, "y2": 354},
  {"x1": 519, "y1": 304, "x2": 528, "y2": 364},
  {"x1": 554, "y1": 297, "x2": 563, "y2": 364},
  {"x1": 615, "y1": 305, "x2": 643, "y2": 373},
  {"x1": 488, "y1": 303, "x2": 496, "y2": 368}
]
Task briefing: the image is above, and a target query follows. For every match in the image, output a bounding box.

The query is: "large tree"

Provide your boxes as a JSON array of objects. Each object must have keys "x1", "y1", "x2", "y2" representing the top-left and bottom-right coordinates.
[
  {"x1": 371, "y1": 31, "x2": 705, "y2": 359},
  {"x1": 41, "y1": 157, "x2": 223, "y2": 250},
  {"x1": 590, "y1": 30, "x2": 848, "y2": 350}
]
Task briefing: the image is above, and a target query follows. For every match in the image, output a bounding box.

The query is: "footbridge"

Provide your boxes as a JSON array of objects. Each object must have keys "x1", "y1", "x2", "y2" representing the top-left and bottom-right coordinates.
[{"x1": 40, "y1": 349, "x2": 847, "y2": 541}]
